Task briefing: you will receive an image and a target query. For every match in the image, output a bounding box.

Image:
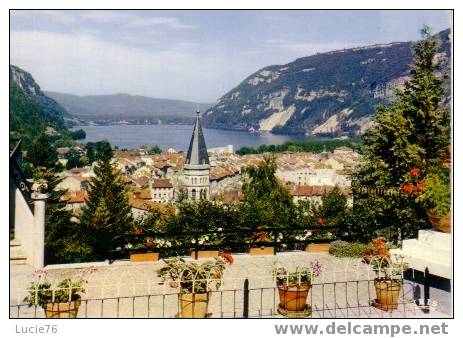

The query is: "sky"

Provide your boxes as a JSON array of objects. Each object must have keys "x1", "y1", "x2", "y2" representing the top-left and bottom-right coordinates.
[{"x1": 10, "y1": 10, "x2": 451, "y2": 103}]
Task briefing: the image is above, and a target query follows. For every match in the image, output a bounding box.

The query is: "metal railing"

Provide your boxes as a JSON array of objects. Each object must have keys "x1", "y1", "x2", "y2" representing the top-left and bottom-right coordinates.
[{"x1": 10, "y1": 277, "x2": 437, "y2": 318}]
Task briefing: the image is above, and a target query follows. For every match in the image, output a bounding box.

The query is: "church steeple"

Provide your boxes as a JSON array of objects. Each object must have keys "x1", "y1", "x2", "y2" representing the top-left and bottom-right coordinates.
[
  {"x1": 183, "y1": 111, "x2": 211, "y2": 201},
  {"x1": 186, "y1": 111, "x2": 209, "y2": 165}
]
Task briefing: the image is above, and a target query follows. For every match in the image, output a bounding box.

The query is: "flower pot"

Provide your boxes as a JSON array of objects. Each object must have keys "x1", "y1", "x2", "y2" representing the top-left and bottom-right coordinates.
[
  {"x1": 178, "y1": 293, "x2": 209, "y2": 318},
  {"x1": 249, "y1": 246, "x2": 274, "y2": 255},
  {"x1": 373, "y1": 279, "x2": 402, "y2": 311},
  {"x1": 305, "y1": 243, "x2": 331, "y2": 253},
  {"x1": 190, "y1": 250, "x2": 219, "y2": 259},
  {"x1": 43, "y1": 295, "x2": 81, "y2": 318},
  {"x1": 277, "y1": 284, "x2": 310, "y2": 311},
  {"x1": 130, "y1": 252, "x2": 160, "y2": 262},
  {"x1": 427, "y1": 210, "x2": 451, "y2": 233}
]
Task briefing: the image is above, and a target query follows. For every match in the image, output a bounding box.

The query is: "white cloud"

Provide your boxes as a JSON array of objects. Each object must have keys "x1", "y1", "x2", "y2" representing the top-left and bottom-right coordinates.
[{"x1": 10, "y1": 30, "x2": 226, "y2": 101}]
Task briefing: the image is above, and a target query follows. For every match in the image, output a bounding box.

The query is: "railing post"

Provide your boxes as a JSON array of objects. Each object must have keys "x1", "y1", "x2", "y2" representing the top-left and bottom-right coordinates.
[
  {"x1": 243, "y1": 278, "x2": 249, "y2": 318},
  {"x1": 423, "y1": 267, "x2": 430, "y2": 313}
]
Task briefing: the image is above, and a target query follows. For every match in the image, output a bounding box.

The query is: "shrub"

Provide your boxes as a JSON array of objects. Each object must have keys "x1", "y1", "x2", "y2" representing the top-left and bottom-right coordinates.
[{"x1": 328, "y1": 240, "x2": 371, "y2": 257}]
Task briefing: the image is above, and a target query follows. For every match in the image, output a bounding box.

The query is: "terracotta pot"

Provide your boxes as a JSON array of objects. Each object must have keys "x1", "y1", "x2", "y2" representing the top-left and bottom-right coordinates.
[
  {"x1": 130, "y1": 252, "x2": 160, "y2": 262},
  {"x1": 278, "y1": 284, "x2": 310, "y2": 311},
  {"x1": 373, "y1": 279, "x2": 402, "y2": 311},
  {"x1": 190, "y1": 250, "x2": 219, "y2": 259},
  {"x1": 305, "y1": 243, "x2": 331, "y2": 253},
  {"x1": 43, "y1": 295, "x2": 81, "y2": 318},
  {"x1": 427, "y1": 210, "x2": 451, "y2": 233},
  {"x1": 249, "y1": 246, "x2": 274, "y2": 255},
  {"x1": 179, "y1": 293, "x2": 209, "y2": 318}
]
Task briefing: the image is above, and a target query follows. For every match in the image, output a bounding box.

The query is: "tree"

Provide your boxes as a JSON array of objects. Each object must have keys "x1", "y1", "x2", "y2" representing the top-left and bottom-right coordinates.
[
  {"x1": 147, "y1": 145, "x2": 162, "y2": 155},
  {"x1": 352, "y1": 26, "x2": 450, "y2": 240},
  {"x1": 33, "y1": 168, "x2": 94, "y2": 264},
  {"x1": 26, "y1": 134, "x2": 58, "y2": 170},
  {"x1": 65, "y1": 149, "x2": 84, "y2": 169},
  {"x1": 241, "y1": 155, "x2": 296, "y2": 229},
  {"x1": 320, "y1": 186, "x2": 348, "y2": 228},
  {"x1": 80, "y1": 141, "x2": 133, "y2": 260}
]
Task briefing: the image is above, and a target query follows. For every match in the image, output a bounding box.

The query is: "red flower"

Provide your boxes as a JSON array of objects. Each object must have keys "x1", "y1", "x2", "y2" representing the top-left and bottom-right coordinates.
[
  {"x1": 220, "y1": 252, "x2": 234, "y2": 265},
  {"x1": 317, "y1": 218, "x2": 325, "y2": 226},
  {"x1": 417, "y1": 180, "x2": 426, "y2": 191},
  {"x1": 409, "y1": 167, "x2": 421, "y2": 177},
  {"x1": 134, "y1": 229, "x2": 142, "y2": 236},
  {"x1": 373, "y1": 239, "x2": 385, "y2": 247},
  {"x1": 401, "y1": 184, "x2": 415, "y2": 194}
]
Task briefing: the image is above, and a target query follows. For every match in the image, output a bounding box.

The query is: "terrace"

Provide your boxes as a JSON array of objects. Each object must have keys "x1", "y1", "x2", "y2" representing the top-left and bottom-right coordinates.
[{"x1": 10, "y1": 251, "x2": 451, "y2": 318}]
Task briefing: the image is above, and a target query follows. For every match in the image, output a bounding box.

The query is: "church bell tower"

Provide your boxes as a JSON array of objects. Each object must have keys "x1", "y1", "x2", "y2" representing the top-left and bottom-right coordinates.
[{"x1": 184, "y1": 111, "x2": 210, "y2": 200}]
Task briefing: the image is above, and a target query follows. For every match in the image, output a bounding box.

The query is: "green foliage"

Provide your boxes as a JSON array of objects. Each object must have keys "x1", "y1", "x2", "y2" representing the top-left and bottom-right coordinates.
[
  {"x1": 158, "y1": 257, "x2": 230, "y2": 293},
  {"x1": 237, "y1": 138, "x2": 362, "y2": 155},
  {"x1": 241, "y1": 156, "x2": 296, "y2": 230},
  {"x1": 80, "y1": 141, "x2": 133, "y2": 260},
  {"x1": 328, "y1": 240, "x2": 372, "y2": 257},
  {"x1": 352, "y1": 27, "x2": 451, "y2": 239},
  {"x1": 70, "y1": 129, "x2": 86, "y2": 140},
  {"x1": 33, "y1": 168, "x2": 94, "y2": 264},
  {"x1": 65, "y1": 149, "x2": 85, "y2": 169},
  {"x1": 23, "y1": 271, "x2": 89, "y2": 307},
  {"x1": 416, "y1": 163, "x2": 451, "y2": 216},
  {"x1": 320, "y1": 186, "x2": 348, "y2": 228},
  {"x1": 273, "y1": 261, "x2": 323, "y2": 286},
  {"x1": 26, "y1": 134, "x2": 59, "y2": 170},
  {"x1": 147, "y1": 145, "x2": 163, "y2": 155}
]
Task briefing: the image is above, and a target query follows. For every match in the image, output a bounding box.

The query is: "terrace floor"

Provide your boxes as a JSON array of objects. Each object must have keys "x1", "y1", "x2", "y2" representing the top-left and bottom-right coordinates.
[{"x1": 10, "y1": 252, "x2": 451, "y2": 318}]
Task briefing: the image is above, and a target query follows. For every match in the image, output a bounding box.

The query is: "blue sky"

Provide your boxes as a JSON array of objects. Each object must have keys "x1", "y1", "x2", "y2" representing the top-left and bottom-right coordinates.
[{"x1": 10, "y1": 10, "x2": 451, "y2": 102}]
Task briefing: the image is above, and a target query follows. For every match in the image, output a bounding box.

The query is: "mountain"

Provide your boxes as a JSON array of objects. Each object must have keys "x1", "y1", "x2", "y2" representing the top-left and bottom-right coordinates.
[
  {"x1": 46, "y1": 91, "x2": 213, "y2": 124},
  {"x1": 203, "y1": 29, "x2": 451, "y2": 136},
  {"x1": 9, "y1": 65, "x2": 73, "y2": 149}
]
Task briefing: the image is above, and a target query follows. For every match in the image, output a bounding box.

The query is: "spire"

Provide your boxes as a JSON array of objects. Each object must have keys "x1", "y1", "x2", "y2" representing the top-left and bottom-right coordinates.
[{"x1": 186, "y1": 111, "x2": 209, "y2": 166}]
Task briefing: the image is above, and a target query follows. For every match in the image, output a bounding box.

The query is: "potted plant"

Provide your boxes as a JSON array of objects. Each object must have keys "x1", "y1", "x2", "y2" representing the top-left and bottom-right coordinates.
[
  {"x1": 23, "y1": 268, "x2": 94, "y2": 318},
  {"x1": 127, "y1": 235, "x2": 172, "y2": 262},
  {"x1": 402, "y1": 163, "x2": 451, "y2": 233},
  {"x1": 370, "y1": 254, "x2": 407, "y2": 311},
  {"x1": 415, "y1": 164, "x2": 451, "y2": 233},
  {"x1": 190, "y1": 234, "x2": 220, "y2": 259},
  {"x1": 158, "y1": 255, "x2": 232, "y2": 318},
  {"x1": 362, "y1": 239, "x2": 389, "y2": 264},
  {"x1": 273, "y1": 261, "x2": 322, "y2": 315},
  {"x1": 248, "y1": 227, "x2": 274, "y2": 255}
]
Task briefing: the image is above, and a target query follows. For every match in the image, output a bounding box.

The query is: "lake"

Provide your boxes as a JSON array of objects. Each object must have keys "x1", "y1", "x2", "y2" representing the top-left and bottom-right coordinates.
[{"x1": 74, "y1": 124, "x2": 314, "y2": 151}]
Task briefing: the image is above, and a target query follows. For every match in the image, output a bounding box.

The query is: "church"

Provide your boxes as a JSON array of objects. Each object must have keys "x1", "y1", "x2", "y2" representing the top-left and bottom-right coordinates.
[{"x1": 183, "y1": 111, "x2": 210, "y2": 200}]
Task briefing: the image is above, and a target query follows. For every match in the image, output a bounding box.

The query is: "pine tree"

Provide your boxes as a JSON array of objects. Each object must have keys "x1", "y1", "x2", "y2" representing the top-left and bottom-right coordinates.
[
  {"x1": 80, "y1": 141, "x2": 133, "y2": 260},
  {"x1": 352, "y1": 26, "x2": 450, "y2": 239}
]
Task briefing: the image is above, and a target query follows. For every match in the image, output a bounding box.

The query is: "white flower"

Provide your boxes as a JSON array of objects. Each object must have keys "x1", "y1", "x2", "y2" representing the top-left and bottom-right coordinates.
[
  {"x1": 204, "y1": 236, "x2": 209, "y2": 240},
  {"x1": 191, "y1": 239, "x2": 196, "y2": 244},
  {"x1": 217, "y1": 228, "x2": 223, "y2": 232},
  {"x1": 199, "y1": 240, "x2": 204, "y2": 245},
  {"x1": 125, "y1": 243, "x2": 133, "y2": 249}
]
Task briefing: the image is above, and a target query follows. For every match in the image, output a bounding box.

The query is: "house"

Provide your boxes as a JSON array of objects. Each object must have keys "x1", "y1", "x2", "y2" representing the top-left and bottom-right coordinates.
[
  {"x1": 150, "y1": 179, "x2": 174, "y2": 203},
  {"x1": 290, "y1": 185, "x2": 353, "y2": 207},
  {"x1": 56, "y1": 176, "x2": 91, "y2": 192},
  {"x1": 61, "y1": 191, "x2": 88, "y2": 215}
]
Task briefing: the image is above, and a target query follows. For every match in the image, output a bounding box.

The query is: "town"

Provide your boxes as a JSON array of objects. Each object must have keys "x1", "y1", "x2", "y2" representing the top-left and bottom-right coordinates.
[{"x1": 55, "y1": 115, "x2": 358, "y2": 218}]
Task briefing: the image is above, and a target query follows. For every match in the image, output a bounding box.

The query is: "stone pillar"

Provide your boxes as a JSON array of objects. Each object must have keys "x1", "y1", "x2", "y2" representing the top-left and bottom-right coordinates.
[{"x1": 31, "y1": 192, "x2": 48, "y2": 269}]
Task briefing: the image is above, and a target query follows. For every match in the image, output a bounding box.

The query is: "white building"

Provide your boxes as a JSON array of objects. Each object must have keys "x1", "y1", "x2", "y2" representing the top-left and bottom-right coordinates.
[{"x1": 149, "y1": 179, "x2": 174, "y2": 203}]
